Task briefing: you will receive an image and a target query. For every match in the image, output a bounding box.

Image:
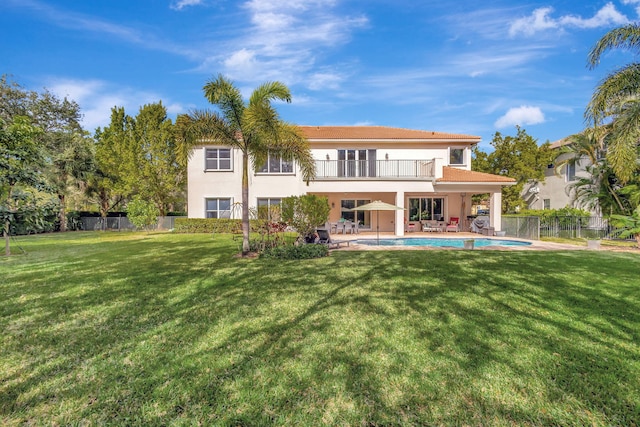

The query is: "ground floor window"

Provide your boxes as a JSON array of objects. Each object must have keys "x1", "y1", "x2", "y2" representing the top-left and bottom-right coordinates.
[
  {"x1": 408, "y1": 197, "x2": 444, "y2": 221},
  {"x1": 257, "y1": 198, "x2": 281, "y2": 220},
  {"x1": 543, "y1": 198, "x2": 551, "y2": 210},
  {"x1": 205, "y1": 198, "x2": 232, "y2": 218},
  {"x1": 341, "y1": 199, "x2": 371, "y2": 225}
]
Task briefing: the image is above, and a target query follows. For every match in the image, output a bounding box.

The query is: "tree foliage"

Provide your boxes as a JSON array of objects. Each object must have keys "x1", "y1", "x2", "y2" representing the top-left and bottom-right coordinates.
[
  {"x1": 281, "y1": 195, "x2": 330, "y2": 243},
  {"x1": 559, "y1": 128, "x2": 640, "y2": 216},
  {"x1": 0, "y1": 116, "x2": 44, "y2": 255},
  {"x1": 472, "y1": 127, "x2": 554, "y2": 213},
  {"x1": 95, "y1": 102, "x2": 183, "y2": 216},
  {"x1": 1, "y1": 75, "x2": 93, "y2": 231},
  {"x1": 586, "y1": 23, "x2": 640, "y2": 183},
  {"x1": 126, "y1": 197, "x2": 160, "y2": 231}
]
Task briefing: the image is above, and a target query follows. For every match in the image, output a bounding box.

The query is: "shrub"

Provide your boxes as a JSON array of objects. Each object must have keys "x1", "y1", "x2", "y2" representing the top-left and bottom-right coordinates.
[
  {"x1": 126, "y1": 198, "x2": 160, "y2": 231},
  {"x1": 281, "y1": 195, "x2": 330, "y2": 242},
  {"x1": 260, "y1": 243, "x2": 329, "y2": 260}
]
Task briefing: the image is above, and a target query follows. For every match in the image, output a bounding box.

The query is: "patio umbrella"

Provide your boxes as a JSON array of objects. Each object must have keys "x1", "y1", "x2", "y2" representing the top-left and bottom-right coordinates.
[{"x1": 351, "y1": 200, "x2": 405, "y2": 244}]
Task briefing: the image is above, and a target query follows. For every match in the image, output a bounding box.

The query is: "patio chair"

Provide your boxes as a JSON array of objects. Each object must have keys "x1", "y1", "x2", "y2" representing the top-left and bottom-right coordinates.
[
  {"x1": 446, "y1": 217, "x2": 460, "y2": 232},
  {"x1": 316, "y1": 228, "x2": 350, "y2": 249},
  {"x1": 422, "y1": 221, "x2": 441, "y2": 232}
]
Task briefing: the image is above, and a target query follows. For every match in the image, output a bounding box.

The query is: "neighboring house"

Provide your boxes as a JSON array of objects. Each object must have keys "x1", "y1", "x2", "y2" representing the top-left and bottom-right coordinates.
[
  {"x1": 522, "y1": 139, "x2": 596, "y2": 213},
  {"x1": 187, "y1": 126, "x2": 515, "y2": 236}
]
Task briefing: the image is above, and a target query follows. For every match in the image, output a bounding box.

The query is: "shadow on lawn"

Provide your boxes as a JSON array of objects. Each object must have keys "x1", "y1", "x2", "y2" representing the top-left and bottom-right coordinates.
[{"x1": 2, "y1": 235, "x2": 640, "y2": 425}]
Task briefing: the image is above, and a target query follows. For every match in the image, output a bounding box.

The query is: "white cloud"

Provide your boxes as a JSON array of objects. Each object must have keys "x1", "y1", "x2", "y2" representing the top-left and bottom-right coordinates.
[
  {"x1": 224, "y1": 48, "x2": 257, "y2": 69},
  {"x1": 622, "y1": 0, "x2": 640, "y2": 17},
  {"x1": 47, "y1": 78, "x2": 187, "y2": 132},
  {"x1": 170, "y1": 0, "x2": 204, "y2": 11},
  {"x1": 509, "y1": 3, "x2": 629, "y2": 37},
  {"x1": 307, "y1": 72, "x2": 343, "y2": 90},
  {"x1": 203, "y1": 0, "x2": 368, "y2": 89},
  {"x1": 495, "y1": 106, "x2": 545, "y2": 128}
]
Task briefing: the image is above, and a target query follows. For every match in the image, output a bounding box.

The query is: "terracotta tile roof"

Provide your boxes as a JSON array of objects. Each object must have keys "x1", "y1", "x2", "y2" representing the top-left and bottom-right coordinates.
[
  {"x1": 438, "y1": 166, "x2": 516, "y2": 183},
  {"x1": 297, "y1": 125, "x2": 480, "y2": 142}
]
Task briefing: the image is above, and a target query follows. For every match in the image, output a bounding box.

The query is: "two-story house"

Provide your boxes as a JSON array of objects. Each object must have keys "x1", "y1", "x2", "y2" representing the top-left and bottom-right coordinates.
[{"x1": 187, "y1": 126, "x2": 515, "y2": 236}]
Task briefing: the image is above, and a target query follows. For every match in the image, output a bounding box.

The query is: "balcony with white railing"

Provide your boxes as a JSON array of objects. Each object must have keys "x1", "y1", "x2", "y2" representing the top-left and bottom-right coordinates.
[{"x1": 313, "y1": 159, "x2": 435, "y2": 180}]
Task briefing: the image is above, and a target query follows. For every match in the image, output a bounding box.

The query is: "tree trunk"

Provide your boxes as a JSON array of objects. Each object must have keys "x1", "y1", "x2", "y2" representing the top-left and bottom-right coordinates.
[
  {"x1": 59, "y1": 193, "x2": 67, "y2": 232},
  {"x1": 241, "y1": 152, "x2": 250, "y2": 255},
  {"x1": 4, "y1": 219, "x2": 9, "y2": 256}
]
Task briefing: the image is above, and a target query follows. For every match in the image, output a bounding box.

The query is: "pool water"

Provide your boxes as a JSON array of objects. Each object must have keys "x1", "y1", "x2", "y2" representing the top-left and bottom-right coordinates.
[{"x1": 355, "y1": 238, "x2": 531, "y2": 248}]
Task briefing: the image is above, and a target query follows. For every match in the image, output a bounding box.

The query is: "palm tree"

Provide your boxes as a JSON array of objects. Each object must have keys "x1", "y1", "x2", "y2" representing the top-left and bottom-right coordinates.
[
  {"x1": 186, "y1": 74, "x2": 315, "y2": 255},
  {"x1": 558, "y1": 127, "x2": 640, "y2": 216},
  {"x1": 586, "y1": 23, "x2": 640, "y2": 183},
  {"x1": 610, "y1": 205, "x2": 640, "y2": 248}
]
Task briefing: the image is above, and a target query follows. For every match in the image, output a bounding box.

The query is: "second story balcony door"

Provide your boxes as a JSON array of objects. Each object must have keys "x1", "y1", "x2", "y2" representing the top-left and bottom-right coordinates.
[{"x1": 338, "y1": 149, "x2": 376, "y2": 177}]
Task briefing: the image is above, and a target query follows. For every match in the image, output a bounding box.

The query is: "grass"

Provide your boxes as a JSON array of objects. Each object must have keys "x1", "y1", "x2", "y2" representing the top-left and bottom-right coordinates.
[
  {"x1": 1, "y1": 231, "x2": 640, "y2": 426},
  {"x1": 542, "y1": 236, "x2": 638, "y2": 249}
]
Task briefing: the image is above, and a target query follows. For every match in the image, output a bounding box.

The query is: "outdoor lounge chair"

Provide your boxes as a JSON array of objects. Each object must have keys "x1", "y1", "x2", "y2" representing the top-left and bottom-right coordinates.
[
  {"x1": 422, "y1": 221, "x2": 442, "y2": 232},
  {"x1": 316, "y1": 228, "x2": 350, "y2": 249},
  {"x1": 446, "y1": 217, "x2": 460, "y2": 232}
]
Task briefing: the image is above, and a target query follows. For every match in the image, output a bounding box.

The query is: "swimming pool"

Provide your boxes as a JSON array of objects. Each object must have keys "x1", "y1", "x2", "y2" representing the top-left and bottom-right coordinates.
[{"x1": 355, "y1": 237, "x2": 531, "y2": 248}]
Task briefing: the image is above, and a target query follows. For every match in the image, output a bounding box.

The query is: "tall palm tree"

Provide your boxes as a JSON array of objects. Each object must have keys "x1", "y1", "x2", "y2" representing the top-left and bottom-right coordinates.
[
  {"x1": 586, "y1": 23, "x2": 640, "y2": 183},
  {"x1": 186, "y1": 74, "x2": 315, "y2": 255}
]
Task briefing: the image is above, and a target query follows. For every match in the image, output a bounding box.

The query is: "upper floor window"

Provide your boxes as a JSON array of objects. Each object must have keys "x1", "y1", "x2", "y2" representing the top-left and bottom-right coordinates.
[
  {"x1": 205, "y1": 198, "x2": 232, "y2": 218},
  {"x1": 566, "y1": 163, "x2": 577, "y2": 182},
  {"x1": 258, "y1": 153, "x2": 294, "y2": 174},
  {"x1": 449, "y1": 147, "x2": 465, "y2": 166},
  {"x1": 205, "y1": 148, "x2": 232, "y2": 171}
]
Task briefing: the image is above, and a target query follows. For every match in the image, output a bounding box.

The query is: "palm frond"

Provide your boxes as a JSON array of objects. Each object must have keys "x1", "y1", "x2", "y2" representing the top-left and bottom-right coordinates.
[
  {"x1": 186, "y1": 109, "x2": 243, "y2": 149},
  {"x1": 203, "y1": 74, "x2": 245, "y2": 130},
  {"x1": 585, "y1": 63, "x2": 640, "y2": 125},
  {"x1": 588, "y1": 24, "x2": 640, "y2": 69}
]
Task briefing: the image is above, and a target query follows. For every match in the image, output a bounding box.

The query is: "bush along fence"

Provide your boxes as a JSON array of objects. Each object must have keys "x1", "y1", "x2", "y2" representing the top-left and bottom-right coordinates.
[{"x1": 502, "y1": 215, "x2": 632, "y2": 241}]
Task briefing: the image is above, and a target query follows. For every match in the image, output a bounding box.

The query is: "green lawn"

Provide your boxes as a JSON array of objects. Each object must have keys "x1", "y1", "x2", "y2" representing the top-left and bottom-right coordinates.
[{"x1": 2, "y1": 232, "x2": 639, "y2": 426}]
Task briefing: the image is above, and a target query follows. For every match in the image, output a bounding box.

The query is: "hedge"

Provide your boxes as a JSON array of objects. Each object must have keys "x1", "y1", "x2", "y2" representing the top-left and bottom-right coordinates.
[{"x1": 173, "y1": 218, "x2": 270, "y2": 233}]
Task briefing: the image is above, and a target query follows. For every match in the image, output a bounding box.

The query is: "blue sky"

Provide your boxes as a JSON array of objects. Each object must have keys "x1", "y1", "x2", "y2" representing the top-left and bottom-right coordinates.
[{"x1": 2, "y1": 0, "x2": 639, "y2": 149}]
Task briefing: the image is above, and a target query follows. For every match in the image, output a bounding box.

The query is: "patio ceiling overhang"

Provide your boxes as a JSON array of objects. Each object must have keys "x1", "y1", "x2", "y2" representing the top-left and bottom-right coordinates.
[{"x1": 434, "y1": 167, "x2": 516, "y2": 193}]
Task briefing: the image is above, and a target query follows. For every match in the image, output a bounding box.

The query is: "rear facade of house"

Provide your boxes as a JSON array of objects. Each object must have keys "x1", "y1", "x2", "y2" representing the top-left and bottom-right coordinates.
[{"x1": 187, "y1": 126, "x2": 515, "y2": 236}]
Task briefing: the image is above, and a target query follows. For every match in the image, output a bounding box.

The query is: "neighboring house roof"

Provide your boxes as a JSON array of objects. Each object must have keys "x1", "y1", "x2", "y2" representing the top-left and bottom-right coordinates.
[
  {"x1": 298, "y1": 125, "x2": 480, "y2": 142},
  {"x1": 437, "y1": 166, "x2": 516, "y2": 183},
  {"x1": 549, "y1": 138, "x2": 571, "y2": 149}
]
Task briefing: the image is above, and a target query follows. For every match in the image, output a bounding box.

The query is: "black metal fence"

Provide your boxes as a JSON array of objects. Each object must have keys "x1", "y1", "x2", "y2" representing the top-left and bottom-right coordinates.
[{"x1": 80, "y1": 216, "x2": 186, "y2": 231}]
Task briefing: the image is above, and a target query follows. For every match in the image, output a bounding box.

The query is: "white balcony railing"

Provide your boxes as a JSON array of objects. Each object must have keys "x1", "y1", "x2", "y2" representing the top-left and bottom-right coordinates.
[{"x1": 313, "y1": 159, "x2": 435, "y2": 180}]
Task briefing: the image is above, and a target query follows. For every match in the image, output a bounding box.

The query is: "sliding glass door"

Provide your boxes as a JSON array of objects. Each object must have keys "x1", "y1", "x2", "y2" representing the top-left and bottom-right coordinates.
[{"x1": 408, "y1": 197, "x2": 444, "y2": 221}]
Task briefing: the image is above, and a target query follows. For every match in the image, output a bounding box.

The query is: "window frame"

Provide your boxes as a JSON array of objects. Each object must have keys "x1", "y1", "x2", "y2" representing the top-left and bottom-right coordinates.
[
  {"x1": 205, "y1": 197, "x2": 233, "y2": 218},
  {"x1": 341, "y1": 199, "x2": 371, "y2": 225},
  {"x1": 408, "y1": 197, "x2": 444, "y2": 222},
  {"x1": 566, "y1": 163, "x2": 577, "y2": 182},
  {"x1": 256, "y1": 198, "x2": 282, "y2": 220},
  {"x1": 204, "y1": 147, "x2": 233, "y2": 172},
  {"x1": 256, "y1": 153, "x2": 295, "y2": 175},
  {"x1": 448, "y1": 147, "x2": 466, "y2": 166}
]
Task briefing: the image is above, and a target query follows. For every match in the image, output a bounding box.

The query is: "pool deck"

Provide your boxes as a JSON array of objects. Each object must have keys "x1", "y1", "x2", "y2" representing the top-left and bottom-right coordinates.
[{"x1": 329, "y1": 230, "x2": 633, "y2": 251}]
